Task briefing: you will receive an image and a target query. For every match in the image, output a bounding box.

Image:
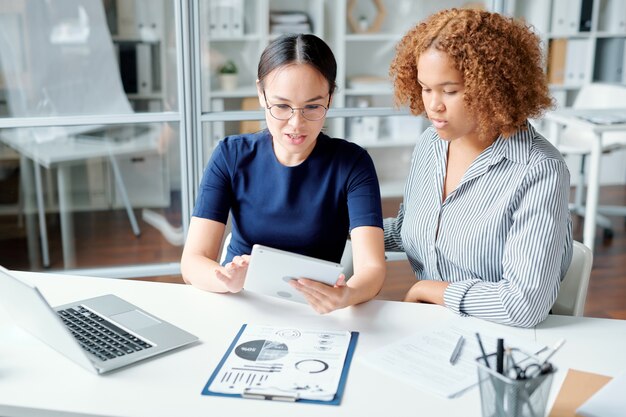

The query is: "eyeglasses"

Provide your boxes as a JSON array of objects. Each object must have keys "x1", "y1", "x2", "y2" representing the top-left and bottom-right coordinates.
[
  {"x1": 263, "y1": 91, "x2": 330, "y2": 121},
  {"x1": 507, "y1": 361, "x2": 554, "y2": 380}
]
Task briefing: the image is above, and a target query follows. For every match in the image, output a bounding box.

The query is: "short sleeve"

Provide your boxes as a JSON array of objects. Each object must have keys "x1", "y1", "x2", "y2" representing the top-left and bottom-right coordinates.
[
  {"x1": 346, "y1": 151, "x2": 383, "y2": 231},
  {"x1": 192, "y1": 141, "x2": 233, "y2": 224}
]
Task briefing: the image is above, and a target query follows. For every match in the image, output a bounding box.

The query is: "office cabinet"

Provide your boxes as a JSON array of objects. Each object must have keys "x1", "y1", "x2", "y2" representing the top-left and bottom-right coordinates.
[
  {"x1": 200, "y1": 0, "x2": 485, "y2": 197},
  {"x1": 200, "y1": 0, "x2": 325, "y2": 146},
  {"x1": 109, "y1": 0, "x2": 167, "y2": 112},
  {"x1": 197, "y1": 0, "x2": 626, "y2": 194},
  {"x1": 508, "y1": 0, "x2": 626, "y2": 107},
  {"x1": 327, "y1": 0, "x2": 449, "y2": 196}
]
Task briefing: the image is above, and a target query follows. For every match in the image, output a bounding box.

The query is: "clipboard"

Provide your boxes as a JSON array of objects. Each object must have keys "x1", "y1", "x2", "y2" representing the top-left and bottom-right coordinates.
[{"x1": 201, "y1": 324, "x2": 359, "y2": 405}]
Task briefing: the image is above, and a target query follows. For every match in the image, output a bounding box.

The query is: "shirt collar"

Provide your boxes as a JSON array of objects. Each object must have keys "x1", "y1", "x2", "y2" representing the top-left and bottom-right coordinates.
[
  {"x1": 488, "y1": 121, "x2": 534, "y2": 165},
  {"x1": 429, "y1": 121, "x2": 535, "y2": 170}
]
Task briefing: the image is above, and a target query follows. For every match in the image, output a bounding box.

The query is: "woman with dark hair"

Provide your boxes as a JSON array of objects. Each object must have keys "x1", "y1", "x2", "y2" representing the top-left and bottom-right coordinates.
[
  {"x1": 182, "y1": 34, "x2": 385, "y2": 313},
  {"x1": 385, "y1": 8, "x2": 573, "y2": 327}
]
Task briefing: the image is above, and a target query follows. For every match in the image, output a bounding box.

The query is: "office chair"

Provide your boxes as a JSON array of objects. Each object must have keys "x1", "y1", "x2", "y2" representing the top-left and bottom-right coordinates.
[
  {"x1": 555, "y1": 83, "x2": 626, "y2": 239},
  {"x1": 219, "y1": 232, "x2": 233, "y2": 265},
  {"x1": 552, "y1": 241, "x2": 593, "y2": 317}
]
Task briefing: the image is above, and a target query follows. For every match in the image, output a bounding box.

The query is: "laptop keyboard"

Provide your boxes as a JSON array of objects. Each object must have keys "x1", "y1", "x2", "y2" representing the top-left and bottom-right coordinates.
[{"x1": 57, "y1": 306, "x2": 153, "y2": 362}]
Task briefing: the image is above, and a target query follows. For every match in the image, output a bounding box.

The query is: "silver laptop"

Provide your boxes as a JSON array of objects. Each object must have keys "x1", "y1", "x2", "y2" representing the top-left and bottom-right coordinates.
[{"x1": 0, "y1": 266, "x2": 198, "y2": 374}]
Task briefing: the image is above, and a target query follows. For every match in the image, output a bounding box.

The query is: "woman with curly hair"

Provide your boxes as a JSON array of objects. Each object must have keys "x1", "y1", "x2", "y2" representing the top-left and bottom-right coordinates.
[{"x1": 384, "y1": 8, "x2": 573, "y2": 327}]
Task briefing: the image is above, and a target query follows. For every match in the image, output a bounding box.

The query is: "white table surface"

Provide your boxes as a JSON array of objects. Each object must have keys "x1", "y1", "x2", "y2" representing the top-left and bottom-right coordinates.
[
  {"x1": 1, "y1": 271, "x2": 625, "y2": 417},
  {"x1": 0, "y1": 130, "x2": 159, "y2": 169}
]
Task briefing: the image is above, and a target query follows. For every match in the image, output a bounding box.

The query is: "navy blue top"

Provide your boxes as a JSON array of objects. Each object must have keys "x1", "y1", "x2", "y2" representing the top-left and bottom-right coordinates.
[{"x1": 193, "y1": 130, "x2": 383, "y2": 263}]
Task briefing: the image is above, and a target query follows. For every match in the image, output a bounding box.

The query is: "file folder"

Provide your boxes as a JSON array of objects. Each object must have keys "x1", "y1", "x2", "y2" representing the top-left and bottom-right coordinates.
[{"x1": 201, "y1": 324, "x2": 359, "y2": 405}]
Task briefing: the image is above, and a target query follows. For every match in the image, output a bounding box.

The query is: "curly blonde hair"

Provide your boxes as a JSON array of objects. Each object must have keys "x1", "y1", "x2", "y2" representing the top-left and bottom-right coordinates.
[{"x1": 390, "y1": 8, "x2": 553, "y2": 140}]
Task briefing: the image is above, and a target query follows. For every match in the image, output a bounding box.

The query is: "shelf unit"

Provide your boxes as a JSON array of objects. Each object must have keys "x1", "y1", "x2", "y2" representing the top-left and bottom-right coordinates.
[
  {"x1": 200, "y1": 0, "x2": 325, "y2": 150},
  {"x1": 506, "y1": 0, "x2": 626, "y2": 186},
  {"x1": 110, "y1": 0, "x2": 168, "y2": 112},
  {"x1": 201, "y1": 0, "x2": 324, "y2": 102},
  {"x1": 200, "y1": 0, "x2": 496, "y2": 197},
  {"x1": 506, "y1": 0, "x2": 626, "y2": 108},
  {"x1": 329, "y1": 0, "x2": 472, "y2": 197}
]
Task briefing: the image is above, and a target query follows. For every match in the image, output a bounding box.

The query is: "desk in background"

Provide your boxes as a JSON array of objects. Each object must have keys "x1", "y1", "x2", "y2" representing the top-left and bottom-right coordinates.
[
  {"x1": 544, "y1": 108, "x2": 626, "y2": 252},
  {"x1": 1, "y1": 272, "x2": 625, "y2": 417},
  {"x1": 0, "y1": 128, "x2": 167, "y2": 268}
]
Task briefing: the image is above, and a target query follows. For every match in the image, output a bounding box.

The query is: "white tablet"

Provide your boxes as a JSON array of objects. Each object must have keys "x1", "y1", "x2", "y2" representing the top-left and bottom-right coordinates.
[{"x1": 244, "y1": 244, "x2": 344, "y2": 304}]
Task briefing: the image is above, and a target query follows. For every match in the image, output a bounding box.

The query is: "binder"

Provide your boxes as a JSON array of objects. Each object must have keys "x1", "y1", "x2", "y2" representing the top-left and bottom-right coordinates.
[
  {"x1": 217, "y1": 0, "x2": 231, "y2": 38},
  {"x1": 594, "y1": 38, "x2": 625, "y2": 83},
  {"x1": 208, "y1": 1, "x2": 220, "y2": 37},
  {"x1": 551, "y1": 0, "x2": 582, "y2": 36},
  {"x1": 136, "y1": 43, "x2": 153, "y2": 95},
  {"x1": 599, "y1": 0, "x2": 626, "y2": 33},
  {"x1": 564, "y1": 39, "x2": 588, "y2": 85},
  {"x1": 515, "y1": 0, "x2": 550, "y2": 34},
  {"x1": 579, "y1": 0, "x2": 593, "y2": 32},
  {"x1": 548, "y1": 38, "x2": 568, "y2": 85},
  {"x1": 201, "y1": 324, "x2": 359, "y2": 405},
  {"x1": 231, "y1": 0, "x2": 244, "y2": 37}
]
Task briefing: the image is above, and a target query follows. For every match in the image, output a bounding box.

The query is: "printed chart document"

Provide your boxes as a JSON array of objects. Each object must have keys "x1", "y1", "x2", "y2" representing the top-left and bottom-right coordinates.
[
  {"x1": 202, "y1": 324, "x2": 358, "y2": 405},
  {"x1": 360, "y1": 320, "x2": 545, "y2": 398}
]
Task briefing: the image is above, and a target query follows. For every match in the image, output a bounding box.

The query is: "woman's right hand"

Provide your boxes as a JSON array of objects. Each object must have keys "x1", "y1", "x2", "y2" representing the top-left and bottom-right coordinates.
[{"x1": 214, "y1": 255, "x2": 250, "y2": 293}]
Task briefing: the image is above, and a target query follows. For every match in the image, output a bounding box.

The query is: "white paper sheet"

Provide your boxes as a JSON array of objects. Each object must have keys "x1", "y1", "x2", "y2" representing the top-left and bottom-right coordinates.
[
  {"x1": 360, "y1": 321, "x2": 545, "y2": 398},
  {"x1": 577, "y1": 371, "x2": 626, "y2": 417}
]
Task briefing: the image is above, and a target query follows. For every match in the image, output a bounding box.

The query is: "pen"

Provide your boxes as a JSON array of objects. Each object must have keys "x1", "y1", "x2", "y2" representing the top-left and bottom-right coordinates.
[
  {"x1": 449, "y1": 335, "x2": 465, "y2": 365},
  {"x1": 476, "y1": 332, "x2": 490, "y2": 368},
  {"x1": 496, "y1": 338, "x2": 504, "y2": 375},
  {"x1": 528, "y1": 338, "x2": 566, "y2": 378},
  {"x1": 541, "y1": 338, "x2": 566, "y2": 365},
  {"x1": 505, "y1": 347, "x2": 517, "y2": 379}
]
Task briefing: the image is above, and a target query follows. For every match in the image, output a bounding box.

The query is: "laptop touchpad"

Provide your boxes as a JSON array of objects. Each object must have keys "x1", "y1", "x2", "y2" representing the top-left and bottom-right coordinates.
[{"x1": 110, "y1": 310, "x2": 161, "y2": 330}]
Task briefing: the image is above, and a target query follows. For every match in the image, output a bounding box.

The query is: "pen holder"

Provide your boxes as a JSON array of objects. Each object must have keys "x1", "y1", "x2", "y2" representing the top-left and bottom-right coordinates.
[{"x1": 476, "y1": 352, "x2": 555, "y2": 417}]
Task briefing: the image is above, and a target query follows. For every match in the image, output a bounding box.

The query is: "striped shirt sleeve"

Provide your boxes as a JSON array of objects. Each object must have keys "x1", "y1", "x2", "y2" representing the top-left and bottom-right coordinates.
[
  {"x1": 444, "y1": 158, "x2": 572, "y2": 327},
  {"x1": 383, "y1": 204, "x2": 405, "y2": 252}
]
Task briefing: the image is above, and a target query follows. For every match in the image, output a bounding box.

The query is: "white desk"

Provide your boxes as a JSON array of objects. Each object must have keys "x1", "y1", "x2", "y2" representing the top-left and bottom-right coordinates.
[
  {"x1": 544, "y1": 108, "x2": 626, "y2": 252},
  {"x1": 1, "y1": 272, "x2": 625, "y2": 417},
  {"x1": 0, "y1": 130, "x2": 160, "y2": 267}
]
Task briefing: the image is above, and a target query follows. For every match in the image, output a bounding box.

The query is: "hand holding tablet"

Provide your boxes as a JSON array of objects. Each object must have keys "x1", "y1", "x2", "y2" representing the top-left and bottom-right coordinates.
[{"x1": 244, "y1": 245, "x2": 344, "y2": 304}]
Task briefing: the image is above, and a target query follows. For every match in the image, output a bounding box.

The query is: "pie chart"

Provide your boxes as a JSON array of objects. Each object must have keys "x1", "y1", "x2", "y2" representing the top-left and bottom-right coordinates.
[{"x1": 235, "y1": 339, "x2": 289, "y2": 361}]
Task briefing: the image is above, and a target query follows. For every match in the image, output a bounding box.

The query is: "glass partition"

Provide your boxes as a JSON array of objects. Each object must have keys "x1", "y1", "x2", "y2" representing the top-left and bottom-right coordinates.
[
  {"x1": 0, "y1": 0, "x2": 184, "y2": 275},
  {"x1": 0, "y1": 121, "x2": 183, "y2": 271},
  {"x1": 0, "y1": 0, "x2": 499, "y2": 278},
  {"x1": 0, "y1": 0, "x2": 178, "y2": 117}
]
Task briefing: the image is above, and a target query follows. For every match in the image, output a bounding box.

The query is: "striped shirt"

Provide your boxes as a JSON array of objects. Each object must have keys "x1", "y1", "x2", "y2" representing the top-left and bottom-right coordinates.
[{"x1": 384, "y1": 124, "x2": 573, "y2": 328}]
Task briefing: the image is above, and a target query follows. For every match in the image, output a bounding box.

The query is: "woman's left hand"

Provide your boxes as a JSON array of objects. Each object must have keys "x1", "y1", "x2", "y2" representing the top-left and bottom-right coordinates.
[{"x1": 289, "y1": 274, "x2": 350, "y2": 314}]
